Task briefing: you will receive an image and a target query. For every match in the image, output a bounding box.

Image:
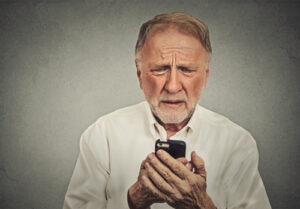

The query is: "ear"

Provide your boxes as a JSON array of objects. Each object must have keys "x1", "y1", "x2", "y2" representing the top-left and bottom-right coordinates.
[
  {"x1": 202, "y1": 53, "x2": 211, "y2": 89},
  {"x1": 203, "y1": 67, "x2": 210, "y2": 89},
  {"x1": 135, "y1": 58, "x2": 143, "y2": 89}
]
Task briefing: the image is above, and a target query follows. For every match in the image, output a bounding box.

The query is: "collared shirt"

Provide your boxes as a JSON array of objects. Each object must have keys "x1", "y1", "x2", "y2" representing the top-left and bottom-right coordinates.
[{"x1": 63, "y1": 101, "x2": 271, "y2": 209}]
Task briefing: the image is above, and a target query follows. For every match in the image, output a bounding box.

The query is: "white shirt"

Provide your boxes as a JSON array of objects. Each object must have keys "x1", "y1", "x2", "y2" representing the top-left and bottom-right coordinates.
[{"x1": 63, "y1": 101, "x2": 271, "y2": 209}]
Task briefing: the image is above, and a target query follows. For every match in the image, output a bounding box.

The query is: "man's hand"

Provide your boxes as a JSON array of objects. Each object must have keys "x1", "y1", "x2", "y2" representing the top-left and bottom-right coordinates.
[
  {"x1": 127, "y1": 159, "x2": 164, "y2": 209},
  {"x1": 128, "y1": 154, "x2": 191, "y2": 209},
  {"x1": 144, "y1": 150, "x2": 216, "y2": 209}
]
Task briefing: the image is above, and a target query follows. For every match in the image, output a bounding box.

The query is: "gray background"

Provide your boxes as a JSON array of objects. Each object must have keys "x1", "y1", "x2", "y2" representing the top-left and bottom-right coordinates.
[{"x1": 0, "y1": 0, "x2": 299, "y2": 208}]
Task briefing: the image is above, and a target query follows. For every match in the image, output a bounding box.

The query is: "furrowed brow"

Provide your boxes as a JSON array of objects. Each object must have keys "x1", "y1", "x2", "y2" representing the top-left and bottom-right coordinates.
[
  {"x1": 177, "y1": 64, "x2": 200, "y2": 69},
  {"x1": 149, "y1": 63, "x2": 171, "y2": 69}
]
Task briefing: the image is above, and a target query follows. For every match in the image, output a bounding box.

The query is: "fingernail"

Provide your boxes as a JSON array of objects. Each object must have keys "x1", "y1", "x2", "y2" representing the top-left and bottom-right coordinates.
[
  {"x1": 192, "y1": 151, "x2": 196, "y2": 158},
  {"x1": 157, "y1": 149, "x2": 164, "y2": 156}
]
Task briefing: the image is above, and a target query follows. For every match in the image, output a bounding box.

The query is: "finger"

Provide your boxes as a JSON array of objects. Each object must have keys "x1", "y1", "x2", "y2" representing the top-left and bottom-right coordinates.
[
  {"x1": 147, "y1": 153, "x2": 182, "y2": 185},
  {"x1": 140, "y1": 160, "x2": 146, "y2": 169},
  {"x1": 186, "y1": 162, "x2": 193, "y2": 171},
  {"x1": 140, "y1": 152, "x2": 154, "y2": 170},
  {"x1": 176, "y1": 158, "x2": 193, "y2": 171},
  {"x1": 177, "y1": 157, "x2": 188, "y2": 164},
  {"x1": 140, "y1": 174, "x2": 166, "y2": 201},
  {"x1": 145, "y1": 162, "x2": 174, "y2": 194},
  {"x1": 156, "y1": 149, "x2": 190, "y2": 179},
  {"x1": 191, "y1": 151, "x2": 206, "y2": 180}
]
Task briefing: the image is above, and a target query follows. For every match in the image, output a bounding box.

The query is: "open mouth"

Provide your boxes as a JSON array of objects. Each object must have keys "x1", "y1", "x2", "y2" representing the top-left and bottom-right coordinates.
[
  {"x1": 163, "y1": 101, "x2": 183, "y2": 104},
  {"x1": 161, "y1": 100, "x2": 185, "y2": 107}
]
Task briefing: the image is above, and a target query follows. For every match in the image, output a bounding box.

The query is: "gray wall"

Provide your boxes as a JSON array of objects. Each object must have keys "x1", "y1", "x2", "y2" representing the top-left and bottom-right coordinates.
[{"x1": 0, "y1": 0, "x2": 299, "y2": 208}]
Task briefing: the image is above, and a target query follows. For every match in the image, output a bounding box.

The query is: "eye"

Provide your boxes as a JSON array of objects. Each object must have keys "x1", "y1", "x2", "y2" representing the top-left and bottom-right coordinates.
[
  {"x1": 178, "y1": 67, "x2": 196, "y2": 74},
  {"x1": 150, "y1": 67, "x2": 169, "y2": 75}
]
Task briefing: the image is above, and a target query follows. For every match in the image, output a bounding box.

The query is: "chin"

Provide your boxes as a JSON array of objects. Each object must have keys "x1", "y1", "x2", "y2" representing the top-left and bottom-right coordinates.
[
  {"x1": 155, "y1": 110, "x2": 189, "y2": 125},
  {"x1": 149, "y1": 101, "x2": 194, "y2": 125}
]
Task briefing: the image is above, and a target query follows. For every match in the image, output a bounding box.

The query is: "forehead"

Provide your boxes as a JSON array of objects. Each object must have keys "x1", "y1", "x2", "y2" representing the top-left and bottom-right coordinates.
[{"x1": 141, "y1": 28, "x2": 206, "y2": 63}]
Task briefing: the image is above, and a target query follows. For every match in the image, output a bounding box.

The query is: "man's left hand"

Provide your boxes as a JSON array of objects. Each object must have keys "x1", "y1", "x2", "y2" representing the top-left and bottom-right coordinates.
[{"x1": 145, "y1": 150, "x2": 216, "y2": 209}]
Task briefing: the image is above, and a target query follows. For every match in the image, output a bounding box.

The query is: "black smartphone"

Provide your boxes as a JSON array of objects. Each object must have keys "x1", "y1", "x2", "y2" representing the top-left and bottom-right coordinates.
[{"x1": 155, "y1": 139, "x2": 186, "y2": 158}]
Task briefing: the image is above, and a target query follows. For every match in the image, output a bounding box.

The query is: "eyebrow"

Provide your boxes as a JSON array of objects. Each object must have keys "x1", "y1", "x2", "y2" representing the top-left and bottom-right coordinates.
[
  {"x1": 150, "y1": 64, "x2": 169, "y2": 68},
  {"x1": 149, "y1": 63, "x2": 200, "y2": 69}
]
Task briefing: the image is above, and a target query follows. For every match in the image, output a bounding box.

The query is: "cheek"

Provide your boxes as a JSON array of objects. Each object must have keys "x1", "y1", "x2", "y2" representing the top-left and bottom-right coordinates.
[
  {"x1": 142, "y1": 74, "x2": 165, "y2": 97},
  {"x1": 186, "y1": 77, "x2": 205, "y2": 99}
]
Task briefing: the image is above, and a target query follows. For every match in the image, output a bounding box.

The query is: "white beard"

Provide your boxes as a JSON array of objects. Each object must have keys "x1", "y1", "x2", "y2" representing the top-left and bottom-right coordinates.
[{"x1": 150, "y1": 102, "x2": 195, "y2": 125}]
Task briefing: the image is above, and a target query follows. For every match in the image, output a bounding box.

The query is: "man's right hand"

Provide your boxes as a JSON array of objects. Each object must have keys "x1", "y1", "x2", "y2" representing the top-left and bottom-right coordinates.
[
  {"x1": 127, "y1": 153, "x2": 191, "y2": 209},
  {"x1": 128, "y1": 158, "x2": 164, "y2": 209}
]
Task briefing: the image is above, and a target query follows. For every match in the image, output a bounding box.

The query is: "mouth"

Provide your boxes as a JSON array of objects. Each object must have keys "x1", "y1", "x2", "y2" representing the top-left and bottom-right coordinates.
[{"x1": 161, "y1": 100, "x2": 185, "y2": 108}]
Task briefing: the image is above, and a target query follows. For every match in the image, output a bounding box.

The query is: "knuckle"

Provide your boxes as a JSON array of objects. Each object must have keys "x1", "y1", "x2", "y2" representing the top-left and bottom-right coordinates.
[
  {"x1": 140, "y1": 160, "x2": 146, "y2": 169},
  {"x1": 198, "y1": 177, "x2": 207, "y2": 190},
  {"x1": 140, "y1": 175, "x2": 146, "y2": 183},
  {"x1": 173, "y1": 192, "x2": 183, "y2": 201},
  {"x1": 145, "y1": 163, "x2": 153, "y2": 174},
  {"x1": 147, "y1": 156, "x2": 157, "y2": 166},
  {"x1": 152, "y1": 190, "x2": 161, "y2": 199},
  {"x1": 150, "y1": 157, "x2": 157, "y2": 166},
  {"x1": 162, "y1": 170, "x2": 171, "y2": 179},
  {"x1": 167, "y1": 197, "x2": 175, "y2": 205},
  {"x1": 172, "y1": 163, "x2": 181, "y2": 173},
  {"x1": 139, "y1": 169, "x2": 146, "y2": 176},
  {"x1": 139, "y1": 178, "x2": 147, "y2": 188},
  {"x1": 147, "y1": 168, "x2": 154, "y2": 176},
  {"x1": 158, "y1": 180, "x2": 165, "y2": 188},
  {"x1": 187, "y1": 175, "x2": 197, "y2": 186},
  {"x1": 181, "y1": 186, "x2": 192, "y2": 195}
]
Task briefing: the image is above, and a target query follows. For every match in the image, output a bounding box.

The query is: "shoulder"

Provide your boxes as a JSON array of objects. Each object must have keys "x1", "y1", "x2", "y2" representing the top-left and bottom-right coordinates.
[
  {"x1": 197, "y1": 105, "x2": 242, "y2": 128},
  {"x1": 78, "y1": 102, "x2": 147, "y2": 163},
  {"x1": 102, "y1": 101, "x2": 147, "y2": 121},
  {"x1": 82, "y1": 101, "x2": 147, "y2": 137},
  {"x1": 196, "y1": 105, "x2": 257, "y2": 148}
]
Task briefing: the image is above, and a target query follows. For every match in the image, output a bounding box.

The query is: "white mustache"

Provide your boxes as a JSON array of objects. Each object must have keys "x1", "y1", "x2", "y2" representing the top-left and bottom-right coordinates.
[{"x1": 159, "y1": 96, "x2": 187, "y2": 102}]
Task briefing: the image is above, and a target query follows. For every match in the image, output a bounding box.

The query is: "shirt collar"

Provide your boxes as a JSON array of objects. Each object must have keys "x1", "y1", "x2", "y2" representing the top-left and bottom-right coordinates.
[
  {"x1": 143, "y1": 101, "x2": 156, "y2": 127},
  {"x1": 185, "y1": 104, "x2": 199, "y2": 133}
]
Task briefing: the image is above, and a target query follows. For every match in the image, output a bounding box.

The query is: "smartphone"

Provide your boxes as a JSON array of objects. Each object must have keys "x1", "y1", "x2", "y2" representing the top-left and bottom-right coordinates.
[{"x1": 155, "y1": 139, "x2": 186, "y2": 158}]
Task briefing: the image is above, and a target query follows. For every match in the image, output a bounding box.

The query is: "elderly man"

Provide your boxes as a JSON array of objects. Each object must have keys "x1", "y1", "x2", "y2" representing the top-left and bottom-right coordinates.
[{"x1": 63, "y1": 12, "x2": 271, "y2": 209}]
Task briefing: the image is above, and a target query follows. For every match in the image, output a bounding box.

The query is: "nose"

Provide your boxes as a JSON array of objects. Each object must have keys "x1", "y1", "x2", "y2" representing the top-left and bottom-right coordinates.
[{"x1": 164, "y1": 67, "x2": 182, "y2": 94}]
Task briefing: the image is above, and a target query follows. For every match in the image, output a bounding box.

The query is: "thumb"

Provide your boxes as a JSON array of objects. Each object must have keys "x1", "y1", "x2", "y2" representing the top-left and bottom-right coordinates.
[{"x1": 191, "y1": 151, "x2": 206, "y2": 180}]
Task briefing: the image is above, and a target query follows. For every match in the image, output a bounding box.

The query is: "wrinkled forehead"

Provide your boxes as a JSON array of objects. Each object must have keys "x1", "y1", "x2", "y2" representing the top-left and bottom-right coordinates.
[
  {"x1": 147, "y1": 23, "x2": 200, "y2": 44},
  {"x1": 141, "y1": 27, "x2": 206, "y2": 63}
]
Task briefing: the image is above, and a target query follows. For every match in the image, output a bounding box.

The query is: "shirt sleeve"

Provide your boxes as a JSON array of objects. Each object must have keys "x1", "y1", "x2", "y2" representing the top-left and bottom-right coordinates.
[
  {"x1": 63, "y1": 120, "x2": 110, "y2": 209},
  {"x1": 226, "y1": 132, "x2": 272, "y2": 209}
]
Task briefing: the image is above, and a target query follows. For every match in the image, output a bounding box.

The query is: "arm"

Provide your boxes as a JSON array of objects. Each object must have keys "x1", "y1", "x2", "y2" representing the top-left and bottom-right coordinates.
[
  {"x1": 226, "y1": 134, "x2": 272, "y2": 209},
  {"x1": 63, "y1": 122, "x2": 110, "y2": 209}
]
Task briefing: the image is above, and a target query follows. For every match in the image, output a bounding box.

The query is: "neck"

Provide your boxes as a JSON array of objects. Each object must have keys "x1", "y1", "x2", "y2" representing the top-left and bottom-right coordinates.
[{"x1": 154, "y1": 116, "x2": 191, "y2": 139}]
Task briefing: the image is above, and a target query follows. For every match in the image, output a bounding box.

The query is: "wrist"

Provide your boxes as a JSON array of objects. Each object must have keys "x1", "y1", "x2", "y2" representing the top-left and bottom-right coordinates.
[{"x1": 201, "y1": 192, "x2": 217, "y2": 209}]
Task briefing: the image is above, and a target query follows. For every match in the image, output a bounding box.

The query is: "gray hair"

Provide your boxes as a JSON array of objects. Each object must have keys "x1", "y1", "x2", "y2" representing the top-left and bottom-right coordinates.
[{"x1": 135, "y1": 12, "x2": 212, "y2": 56}]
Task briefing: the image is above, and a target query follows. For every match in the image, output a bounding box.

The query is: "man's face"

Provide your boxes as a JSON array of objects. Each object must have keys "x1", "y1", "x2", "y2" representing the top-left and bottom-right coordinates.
[{"x1": 136, "y1": 27, "x2": 210, "y2": 125}]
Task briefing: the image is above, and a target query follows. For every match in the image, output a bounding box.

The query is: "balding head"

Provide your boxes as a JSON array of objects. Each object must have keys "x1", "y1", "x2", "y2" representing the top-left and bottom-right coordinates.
[{"x1": 135, "y1": 12, "x2": 212, "y2": 59}]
